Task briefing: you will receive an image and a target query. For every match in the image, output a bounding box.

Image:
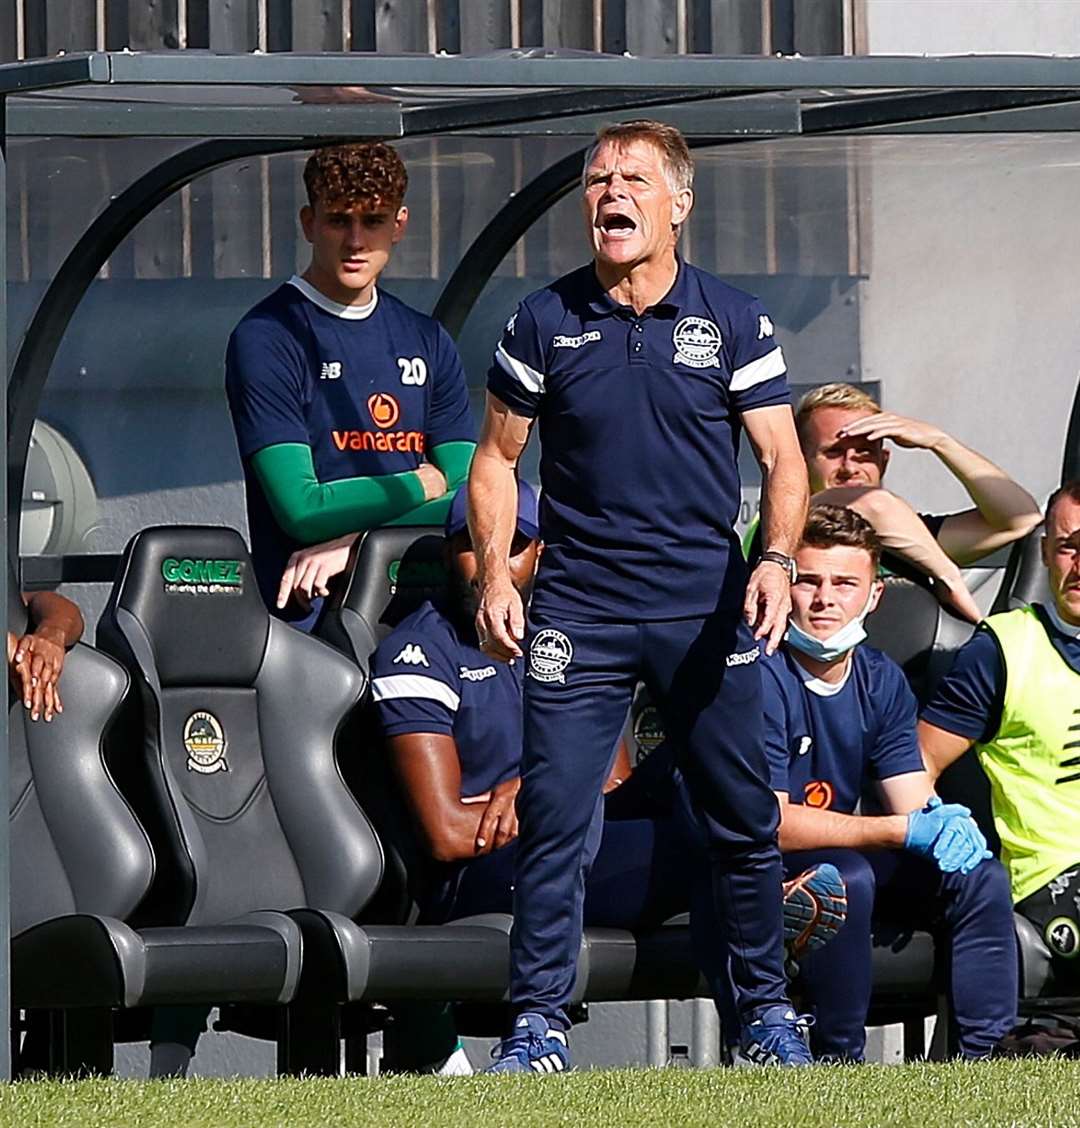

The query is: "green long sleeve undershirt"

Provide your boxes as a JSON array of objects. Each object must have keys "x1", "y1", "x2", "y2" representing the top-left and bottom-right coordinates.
[{"x1": 250, "y1": 440, "x2": 475, "y2": 545}]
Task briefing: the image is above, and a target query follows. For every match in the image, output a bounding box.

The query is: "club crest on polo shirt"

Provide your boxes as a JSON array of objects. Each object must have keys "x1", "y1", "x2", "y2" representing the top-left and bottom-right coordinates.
[
  {"x1": 672, "y1": 316, "x2": 722, "y2": 369},
  {"x1": 528, "y1": 629, "x2": 573, "y2": 684}
]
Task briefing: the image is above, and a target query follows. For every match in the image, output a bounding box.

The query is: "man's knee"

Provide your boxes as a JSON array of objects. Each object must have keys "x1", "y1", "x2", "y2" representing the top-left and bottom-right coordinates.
[
  {"x1": 807, "y1": 849, "x2": 876, "y2": 921},
  {"x1": 944, "y1": 856, "x2": 1012, "y2": 912}
]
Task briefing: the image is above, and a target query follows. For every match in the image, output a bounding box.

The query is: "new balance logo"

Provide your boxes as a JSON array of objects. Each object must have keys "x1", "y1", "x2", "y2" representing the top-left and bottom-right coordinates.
[
  {"x1": 393, "y1": 644, "x2": 429, "y2": 667},
  {"x1": 757, "y1": 315, "x2": 775, "y2": 340},
  {"x1": 320, "y1": 361, "x2": 342, "y2": 380}
]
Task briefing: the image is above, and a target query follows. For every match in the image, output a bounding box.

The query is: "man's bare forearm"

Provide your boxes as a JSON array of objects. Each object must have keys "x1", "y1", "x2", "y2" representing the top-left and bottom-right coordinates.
[
  {"x1": 24, "y1": 591, "x2": 83, "y2": 648},
  {"x1": 468, "y1": 447, "x2": 518, "y2": 584},
  {"x1": 933, "y1": 435, "x2": 1041, "y2": 533},
  {"x1": 760, "y1": 445, "x2": 809, "y2": 555},
  {"x1": 779, "y1": 801, "x2": 907, "y2": 852}
]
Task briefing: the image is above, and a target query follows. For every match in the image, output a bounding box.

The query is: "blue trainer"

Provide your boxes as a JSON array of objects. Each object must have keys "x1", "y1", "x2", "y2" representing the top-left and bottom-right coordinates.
[
  {"x1": 735, "y1": 1005, "x2": 814, "y2": 1067},
  {"x1": 782, "y1": 862, "x2": 848, "y2": 959},
  {"x1": 486, "y1": 1013, "x2": 571, "y2": 1075}
]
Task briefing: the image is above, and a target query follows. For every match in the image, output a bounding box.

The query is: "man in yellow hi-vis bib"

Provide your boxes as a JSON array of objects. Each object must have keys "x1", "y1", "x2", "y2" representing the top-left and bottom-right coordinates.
[{"x1": 920, "y1": 480, "x2": 1080, "y2": 970}]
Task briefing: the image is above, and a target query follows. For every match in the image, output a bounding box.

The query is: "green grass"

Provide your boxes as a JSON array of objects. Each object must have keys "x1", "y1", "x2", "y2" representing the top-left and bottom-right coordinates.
[{"x1": 5, "y1": 1060, "x2": 1080, "y2": 1128}]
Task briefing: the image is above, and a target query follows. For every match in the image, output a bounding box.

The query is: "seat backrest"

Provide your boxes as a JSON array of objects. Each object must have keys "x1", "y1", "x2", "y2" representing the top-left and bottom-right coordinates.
[
  {"x1": 865, "y1": 574, "x2": 1003, "y2": 845},
  {"x1": 991, "y1": 526, "x2": 1049, "y2": 614},
  {"x1": 865, "y1": 574, "x2": 976, "y2": 705},
  {"x1": 318, "y1": 526, "x2": 448, "y2": 675},
  {"x1": 8, "y1": 574, "x2": 151, "y2": 938},
  {"x1": 97, "y1": 525, "x2": 383, "y2": 928},
  {"x1": 316, "y1": 527, "x2": 450, "y2": 924}
]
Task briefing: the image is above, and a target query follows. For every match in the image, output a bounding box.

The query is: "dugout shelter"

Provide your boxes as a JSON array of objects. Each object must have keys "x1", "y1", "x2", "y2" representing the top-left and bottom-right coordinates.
[{"x1": 2, "y1": 50, "x2": 1080, "y2": 1077}]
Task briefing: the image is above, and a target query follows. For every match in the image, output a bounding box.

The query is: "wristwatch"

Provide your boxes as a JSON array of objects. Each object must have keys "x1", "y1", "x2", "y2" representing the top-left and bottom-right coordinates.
[{"x1": 760, "y1": 550, "x2": 797, "y2": 583}]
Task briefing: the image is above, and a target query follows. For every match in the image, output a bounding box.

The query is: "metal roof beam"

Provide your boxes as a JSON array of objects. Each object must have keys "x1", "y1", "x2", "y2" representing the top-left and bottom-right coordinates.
[
  {"x1": 0, "y1": 54, "x2": 104, "y2": 96},
  {"x1": 802, "y1": 87, "x2": 1080, "y2": 134}
]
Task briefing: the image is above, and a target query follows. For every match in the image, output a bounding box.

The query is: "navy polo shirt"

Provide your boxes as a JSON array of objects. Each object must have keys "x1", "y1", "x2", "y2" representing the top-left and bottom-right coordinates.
[
  {"x1": 763, "y1": 644, "x2": 924, "y2": 813},
  {"x1": 370, "y1": 601, "x2": 522, "y2": 797},
  {"x1": 487, "y1": 260, "x2": 790, "y2": 623},
  {"x1": 226, "y1": 277, "x2": 474, "y2": 616},
  {"x1": 922, "y1": 604, "x2": 1080, "y2": 744}
]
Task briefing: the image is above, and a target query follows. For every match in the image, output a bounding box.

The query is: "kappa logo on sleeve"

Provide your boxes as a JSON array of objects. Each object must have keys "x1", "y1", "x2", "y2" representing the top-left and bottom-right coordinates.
[
  {"x1": 393, "y1": 643, "x2": 430, "y2": 668},
  {"x1": 757, "y1": 315, "x2": 775, "y2": 340},
  {"x1": 528, "y1": 629, "x2": 573, "y2": 684},
  {"x1": 797, "y1": 736, "x2": 813, "y2": 757},
  {"x1": 725, "y1": 648, "x2": 759, "y2": 668},
  {"x1": 672, "y1": 317, "x2": 722, "y2": 369}
]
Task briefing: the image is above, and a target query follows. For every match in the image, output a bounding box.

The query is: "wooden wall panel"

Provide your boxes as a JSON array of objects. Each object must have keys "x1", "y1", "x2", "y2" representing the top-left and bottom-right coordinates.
[
  {"x1": 292, "y1": 0, "x2": 347, "y2": 52},
  {"x1": 208, "y1": 0, "x2": 259, "y2": 52},
  {"x1": 373, "y1": 0, "x2": 432, "y2": 52},
  {"x1": 44, "y1": 0, "x2": 98, "y2": 54},
  {"x1": 0, "y1": 2, "x2": 19, "y2": 61}
]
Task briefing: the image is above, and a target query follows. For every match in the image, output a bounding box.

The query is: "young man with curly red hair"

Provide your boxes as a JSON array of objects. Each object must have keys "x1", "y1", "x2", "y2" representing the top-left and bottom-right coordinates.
[{"x1": 226, "y1": 143, "x2": 475, "y2": 630}]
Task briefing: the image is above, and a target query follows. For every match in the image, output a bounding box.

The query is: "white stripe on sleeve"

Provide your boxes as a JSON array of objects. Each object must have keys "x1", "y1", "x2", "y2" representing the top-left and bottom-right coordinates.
[
  {"x1": 730, "y1": 345, "x2": 786, "y2": 393},
  {"x1": 371, "y1": 674, "x2": 461, "y2": 712},
  {"x1": 495, "y1": 342, "x2": 546, "y2": 395}
]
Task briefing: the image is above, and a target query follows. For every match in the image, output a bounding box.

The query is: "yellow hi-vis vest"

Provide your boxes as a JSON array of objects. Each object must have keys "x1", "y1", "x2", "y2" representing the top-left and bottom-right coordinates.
[{"x1": 980, "y1": 606, "x2": 1080, "y2": 903}]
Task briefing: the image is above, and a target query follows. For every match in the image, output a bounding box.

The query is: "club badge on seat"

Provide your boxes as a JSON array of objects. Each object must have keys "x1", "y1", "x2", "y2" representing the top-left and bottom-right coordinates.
[{"x1": 184, "y1": 711, "x2": 229, "y2": 774}]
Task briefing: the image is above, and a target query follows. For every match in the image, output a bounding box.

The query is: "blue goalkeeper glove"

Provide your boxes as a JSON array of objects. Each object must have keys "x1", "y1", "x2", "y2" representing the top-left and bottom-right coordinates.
[
  {"x1": 904, "y1": 796, "x2": 990, "y2": 874},
  {"x1": 931, "y1": 813, "x2": 992, "y2": 874}
]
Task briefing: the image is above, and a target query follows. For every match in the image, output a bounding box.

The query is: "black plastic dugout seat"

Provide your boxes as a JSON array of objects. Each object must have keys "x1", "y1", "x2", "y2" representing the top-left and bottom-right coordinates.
[
  {"x1": 9, "y1": 585, "x2": 300, "y2": 1075},
  {"x1": 97, "y1": 525, "x2": 544, "y2": 1070}
]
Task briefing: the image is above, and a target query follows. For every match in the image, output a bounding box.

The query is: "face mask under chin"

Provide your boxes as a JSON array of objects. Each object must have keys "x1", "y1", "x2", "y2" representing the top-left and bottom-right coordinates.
[{"x1": 784, "y1": 588, "x2": 876, "y2": 663}]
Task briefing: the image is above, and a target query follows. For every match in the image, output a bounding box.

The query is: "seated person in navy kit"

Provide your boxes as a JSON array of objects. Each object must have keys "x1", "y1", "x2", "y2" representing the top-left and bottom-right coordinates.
[
  {"x1": 225, "y1": 143, "x2": 475, "y2": 630},
  {"x1": 763, "y1": 505, "x2": 1017, "y2": 1061},
  {"x1": 370, "y1": 484, "x2": 846, "y2": 1070}
]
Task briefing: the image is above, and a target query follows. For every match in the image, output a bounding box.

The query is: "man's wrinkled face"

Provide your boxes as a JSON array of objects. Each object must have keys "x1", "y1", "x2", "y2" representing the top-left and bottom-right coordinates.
[
  {"x1": 300, "y1": 197, "x2": 406, "y2": 304},
  {"x1": 1042, "y1": 494, "x2": 1080, "y2": 626},
  {"x1": 802, "y1": 406, "x2": 890, "y2": 492},
  {"x1": 790, "y1": 543, "x2": 883, "y2": 639},
  {"x1": 448, "y1": 531, "x2": 540, "y2": 620},
  {"x1": 582, "y1": 139, "x2": 692, "y2": 270}
]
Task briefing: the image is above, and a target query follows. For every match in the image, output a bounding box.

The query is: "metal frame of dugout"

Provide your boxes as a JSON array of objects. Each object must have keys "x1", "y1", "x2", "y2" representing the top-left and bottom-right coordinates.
[{"x1": 4, "y1": 50, "x2": 1080, "y2": 1078}]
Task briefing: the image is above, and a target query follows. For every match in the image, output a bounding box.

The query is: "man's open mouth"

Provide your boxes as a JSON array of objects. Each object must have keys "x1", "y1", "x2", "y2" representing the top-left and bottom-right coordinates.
[{"x1": 599, "y1": 212, "x2": 637, "y2": 236}]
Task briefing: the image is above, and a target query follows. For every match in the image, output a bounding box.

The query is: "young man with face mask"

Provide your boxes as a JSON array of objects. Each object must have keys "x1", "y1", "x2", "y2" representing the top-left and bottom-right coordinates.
[
  {"x1": 765, "y1": 505, "x2": 1017, "y2": 1061},
  {"x1": 369, "y1": 483, "x2": 847, "y2": 1073}
]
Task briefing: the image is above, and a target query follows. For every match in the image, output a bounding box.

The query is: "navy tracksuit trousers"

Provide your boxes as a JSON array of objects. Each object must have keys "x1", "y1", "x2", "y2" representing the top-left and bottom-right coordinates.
[
  {"x1": 511, "y1": 611, "x2": 789, "y2": 1031},
  {"x1": 783, "y1": 848, "x2": 1018, "y2": 1060}
]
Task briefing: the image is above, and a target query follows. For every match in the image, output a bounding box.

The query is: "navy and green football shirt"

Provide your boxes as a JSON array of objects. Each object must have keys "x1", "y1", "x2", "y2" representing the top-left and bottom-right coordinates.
[
  {"x1": 371, "y1": 600, "x2": 522, "y2": 798},
  {"x1": 487, "y1": 260, "x2": 790, "y2": 622},
  {"x1": 762, "y1": 644, "x2": 924, "y2": 813},
  {"x1": 226, "y1": 276, "x2": 474, "y2": 616}
]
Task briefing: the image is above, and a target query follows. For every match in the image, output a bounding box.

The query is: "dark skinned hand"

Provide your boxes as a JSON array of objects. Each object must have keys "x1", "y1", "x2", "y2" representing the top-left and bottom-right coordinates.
[
  {"x1": 12, "y1": 626, "x2": 66, "y2": 722},
  {"x1": 475, "y1": 777, "x2": 521, "y2": 855}
]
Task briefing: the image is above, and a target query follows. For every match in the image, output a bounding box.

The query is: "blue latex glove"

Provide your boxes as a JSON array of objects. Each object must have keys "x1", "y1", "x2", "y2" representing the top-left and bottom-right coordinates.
[
  {"x1": 904, "y1": 796, "x2": 975, "y2": 858},
  {"x1": 932, "y1": 814, "x2": 992, "y2": 874}
]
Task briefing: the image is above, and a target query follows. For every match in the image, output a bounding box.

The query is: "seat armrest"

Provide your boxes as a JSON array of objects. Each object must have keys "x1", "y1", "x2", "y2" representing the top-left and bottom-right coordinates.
[{"x1": 13, "y1": 914, "x2": 145, "y2": 1008}]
